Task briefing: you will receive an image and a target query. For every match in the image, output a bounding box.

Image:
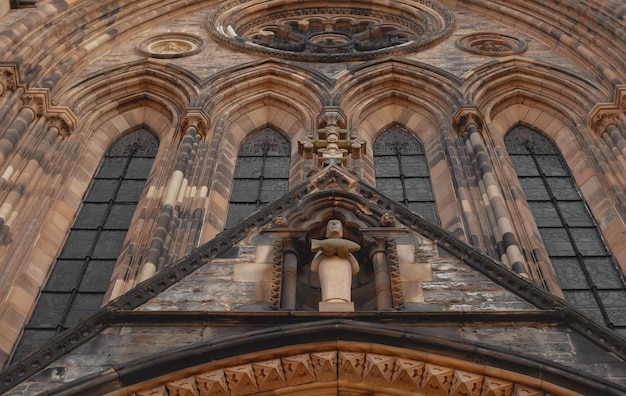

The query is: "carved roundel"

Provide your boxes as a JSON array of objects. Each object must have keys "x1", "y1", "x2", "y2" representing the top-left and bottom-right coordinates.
[
  {"x1": 456, "y1": 32, "x2": 527, "y2": 56},
  {"x1": 138, "y1": 33, "x2": 204, "y2": 58},
  {"x1": 207, "y1": 0, "x2": 455, "y2": 62}
]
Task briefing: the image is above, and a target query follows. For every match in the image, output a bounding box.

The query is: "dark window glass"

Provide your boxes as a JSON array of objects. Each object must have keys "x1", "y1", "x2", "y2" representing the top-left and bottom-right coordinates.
[
  {"x1": 505, "y1": 125, "x2": 626, "y2": 334},
  {"x1": 13, "y1": 129, "x2": 158, "y2": 361},
  {"x1": 226, "y1": 128, "x2": 290, "y2": 227},
  {"x1": 373, "y1": 126, "x2": 438, "y2": 224}
]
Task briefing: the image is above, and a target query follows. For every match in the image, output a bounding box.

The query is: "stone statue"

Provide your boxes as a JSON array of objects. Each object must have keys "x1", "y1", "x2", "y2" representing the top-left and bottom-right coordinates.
[{"x1": 310, "y1": 219, "x2": 360, "y2": 311}]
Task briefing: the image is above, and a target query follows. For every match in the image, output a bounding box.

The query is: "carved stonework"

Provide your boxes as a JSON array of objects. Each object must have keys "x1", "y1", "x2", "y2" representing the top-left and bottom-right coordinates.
[
  {"x1": 386, "y1": 238, "x2": 405, "y2": 309},
  {"x1": 207, "y1": 0, "x2": 454, "y2": 62},
  {"x1": 588, "y1": 85, "x2": 626, "y2": 135},
  {"x1": 453, "y1": 106, "x2": 485, "y2": 135},
  {"x1": 456, "y1": 32, "x2": 527, "y2": 56},
  {"x1": 269, "y1": 239, "x2": 283, "y2": 310},
  {"x1": 0, "y1": 66, "x2": 18, "y2": 95},
  {"x1": 138, "y1": 33, "x2": 204, "y2": 58},
  {"x1": 126, "y1": 350, "x2": 558, "y2": 396},
  {"x1": 180, "y1": 109, "x2": 210, "y2": 138},
  {"x1": 21, "y1": 92, "x2": 46, "y2": 116}
]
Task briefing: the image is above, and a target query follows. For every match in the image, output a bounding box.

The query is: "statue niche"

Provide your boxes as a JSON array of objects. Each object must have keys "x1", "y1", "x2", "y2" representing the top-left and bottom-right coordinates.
[{"x1": 310, "y1": 219, "x2": 361, "y2": 312}]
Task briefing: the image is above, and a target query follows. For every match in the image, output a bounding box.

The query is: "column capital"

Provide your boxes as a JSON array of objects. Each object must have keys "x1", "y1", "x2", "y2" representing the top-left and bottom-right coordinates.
[
  {"x1": 180, "y1": 108, "x2": 210, "y2": 138},
  {"x1": 588, "y1": 85, "x2": 626, "y2": 136},
  {"x1": 453, "y1": 106, "x2": 485, "y2": 135},
  {"x1": 0, "y1": 65, "x2": 18, "y2": 96},
  {"x1": 20, "y1": 88, "x2": 76, "y2": 136}
]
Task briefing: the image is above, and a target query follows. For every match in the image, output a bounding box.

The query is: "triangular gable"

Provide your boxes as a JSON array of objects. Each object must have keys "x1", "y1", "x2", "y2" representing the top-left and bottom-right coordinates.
[{"x1": 1, "y1": 165, "x2": 625, "y2": 393}]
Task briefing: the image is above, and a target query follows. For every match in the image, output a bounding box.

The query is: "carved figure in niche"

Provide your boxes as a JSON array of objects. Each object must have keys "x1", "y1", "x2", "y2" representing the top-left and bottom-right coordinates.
[{"x1": 311, "y1": 220, "x2": 360, "y2": 311}]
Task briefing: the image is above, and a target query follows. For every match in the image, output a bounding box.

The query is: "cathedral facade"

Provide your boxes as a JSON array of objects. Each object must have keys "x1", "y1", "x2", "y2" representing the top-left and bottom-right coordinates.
[{"x1": 0, "y1": 0, "x2": 625, "y2": 394}]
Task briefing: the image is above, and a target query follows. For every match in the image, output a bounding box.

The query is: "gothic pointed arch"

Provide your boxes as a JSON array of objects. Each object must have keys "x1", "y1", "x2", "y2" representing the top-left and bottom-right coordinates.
[{"x1": 505, "y1": 125, "x2": 626, "y2": 337}]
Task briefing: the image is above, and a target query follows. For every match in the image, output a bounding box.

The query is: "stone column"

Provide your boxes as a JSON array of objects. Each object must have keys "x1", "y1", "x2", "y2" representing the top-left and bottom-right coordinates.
[
  {"x1": 372, "y1": 248, "x2": 393, "y2": 310},
  {"x1": 454, "y1": 107, "x2": 529, "y2": 277},
  {"x1": 0, "y1": 93, "x2": 41, "y2": 167},
  {"x1": 137, "y1": 110, "x2": 209, "y2": 282},
  {"x1": 280, "y1": 249, "x2": 298, "y2": 310}
]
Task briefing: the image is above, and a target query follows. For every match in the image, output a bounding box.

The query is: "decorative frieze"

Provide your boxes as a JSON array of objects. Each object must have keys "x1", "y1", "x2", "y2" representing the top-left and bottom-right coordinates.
[{"x1": 130, "y1": 350, "x2": 551, "y2": 396}]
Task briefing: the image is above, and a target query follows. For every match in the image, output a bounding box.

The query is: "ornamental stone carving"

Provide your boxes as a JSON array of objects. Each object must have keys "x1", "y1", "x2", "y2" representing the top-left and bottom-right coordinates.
[
  {"x1": 456, "y1": 32, "x2": 527, "y2": 56},
  {"x1": 207, "y1": 0, "x2": 455, "y2": 62},
  {"x1": 129, "y1": 350, "x2": 555, "y2": 396},
  {"x1": 310, "y1": 220, "x2": 361, "y2": 311},
  {"x1": 138, "y1": 34, "x2": 204, "y2": 58}
]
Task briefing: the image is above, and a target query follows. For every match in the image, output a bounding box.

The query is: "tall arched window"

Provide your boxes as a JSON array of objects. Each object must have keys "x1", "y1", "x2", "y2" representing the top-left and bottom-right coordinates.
[
  {"x1": 226, "y1": 128, "x2": 291, "y2": 227},
  {"x1": 373, "y1": 126, "x2": 438, "y2": 224},
  {"x1": 13, "y1": 129, "x2": 159, "y2": 361},
  {"x1": 506, "y1": 125, "x2": 626, "y2": 336}
]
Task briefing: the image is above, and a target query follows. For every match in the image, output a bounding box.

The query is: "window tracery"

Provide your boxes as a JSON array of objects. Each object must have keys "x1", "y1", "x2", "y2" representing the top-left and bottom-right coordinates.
[{"x1": 506, "y1": 125, "x2": 626, "y2": 336}]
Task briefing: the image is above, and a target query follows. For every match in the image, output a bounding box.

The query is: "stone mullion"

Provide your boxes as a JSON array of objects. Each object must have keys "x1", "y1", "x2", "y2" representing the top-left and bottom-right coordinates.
[
  {"x1": 456, "y1": 110, "x2": 529, "y2": 277},
  {"x1": 184, "y1": 141, "x2": 210, "y2": 254}
]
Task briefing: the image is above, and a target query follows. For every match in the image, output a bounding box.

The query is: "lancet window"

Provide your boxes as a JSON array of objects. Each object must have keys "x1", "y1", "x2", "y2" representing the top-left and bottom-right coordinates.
[
  {"x1": 13, "y1": 129, "x2": 159, "y2": 361},
  {"x1": 505, "y1": 125, "x2": 626, "y2": 336},
  {"x1": 226, "y1": 128, "x2": 291, "y2": 227},
  {"x1": 373, "y1": 126, "x2": 438, "y2": 224}
]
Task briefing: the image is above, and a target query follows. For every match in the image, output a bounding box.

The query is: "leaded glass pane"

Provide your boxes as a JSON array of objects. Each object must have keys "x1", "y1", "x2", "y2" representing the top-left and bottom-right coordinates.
[
  {"x1": 92, "y1": 231, "x2": 128, "y2": 259},
  {"x1": 226, "y1": 128, "x2": 290, "y2": 227},
  {"x1": 64, "y1": 293, "x2": 105, "y2": 327},
  {"x1": 230, "y1": 180, "x2": 260, "y2": 203},
  {"x1": 535, "y1": 155, "x2": 568, "y2": 176},
  {"x1": 587, "y1": 258, "x2": 625, "y2": 288},
  {"x1": 557, "y1": 202, "x2": 594, "y2": 226},
  {"x1": 539, "y1": 228, "x2": 575, "y2": 256},
  {"x1": 509, "y1": 156, "x2": 539, "y2": 176},
  {"x1": 374, "y1": 126, "x2": 438, "y2": 224},
  {"x1": 44, "y1": 260, "x2": 84, "y2": 291},
  {"x1": 376, "y1": 178, "x2": 405, "y2": 201},
  {"x1": 404, "y1": 178, "x2": 434, "y2": 201},
  {"x1": 15, "y1": 129, "x2": 158, "y2": 360},
  {"x1": 96, "y1": 157, "x2": 127, "y2": 178},
  {"x1": 260, "y1": 179, "x2": 288, "y2": 201},
  {"x1": 59, "y1": 231, "x2": 98, "y2": 258},
  {"x1": 546, "y1": 178, "x2": 579, "y2": 200},
  {"x1": 529, "y1": 202, "x2": 561, "y2": 227},
  {"x1": 374, "y1": 156, "x2": 401, "y2": 177},
  {"x1": 27, "y1": 293, "x2": 72, "y2": 327},
  {"x1": 234, "y1": 157, "x2": 264, "y2": 178},
  {"x1": 85, "y1": 179, "x2": 118, "y2": 202},
  {"x1": 74, "y1": 204, "x2": 108, "y2": 228},
  {"x1": 80, "y1": 261, "x2": 117, "y2": 292},
  {"x1": 569, "y1": 228, "x2": 608, "y2": 256},
  {"x1": 263, "y1": 157, "x2": 291, "y2": 178},
  {"x1": 126, "y1": 157, "x2": 156, "y2": 179},
  {"x1": 550, "y1": 258, "x2": 589, "y2": 289},
  {"x1": 518, "y1": 178, "x2": 549, "y2": 200},
  {"x1": 117, "y1": 180, "x2": 147, "y2": 202},
  {"x1": 400, "y1": 156, "x2": 430, "y2": 177},
  {"x1": 104, "y1": 204, "x2": 136, "y2": 229},
  {"x1": 506, "y1": 125, "x2": 626, "y2": 333}
]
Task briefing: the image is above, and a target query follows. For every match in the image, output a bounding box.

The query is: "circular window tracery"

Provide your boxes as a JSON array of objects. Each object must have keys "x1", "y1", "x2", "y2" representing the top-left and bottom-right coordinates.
[{"x1": 207, "y1": 0, "x2": 455, "y2": 62}]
